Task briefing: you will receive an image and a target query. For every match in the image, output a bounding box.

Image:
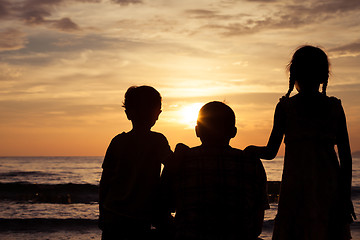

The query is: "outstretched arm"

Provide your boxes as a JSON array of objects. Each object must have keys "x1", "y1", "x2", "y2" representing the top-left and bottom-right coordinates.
[{"x1": 245, "y1": 101, "x2": 285, "y2": 160}]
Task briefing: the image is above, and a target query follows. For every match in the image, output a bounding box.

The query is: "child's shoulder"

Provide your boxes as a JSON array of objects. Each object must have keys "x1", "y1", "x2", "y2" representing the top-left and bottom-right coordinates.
[
  {"x1": 110, "y1": 132, "x2": 127, "y2": 142},
  {"x1": 110, "y1": 131, "x2": 169, "y2": 145},
  {"x1": 172, "y1": 143, "x2": 191, "y2": 158},
  {"x1": 327, "y1": 95, "x2": 342, "y2": 104},
  {"x1": 149, "y1": 131, "x2": 170, "y2": 143},
  {"x1": 224, "y1": 146, "x2": 245, "y2": 159},
  {"x1": 278, "y1": 94, "x2": 342, "y2": 106},
  {"x1": 228, "y1": 146, "x2": 264, "y2": 165}
]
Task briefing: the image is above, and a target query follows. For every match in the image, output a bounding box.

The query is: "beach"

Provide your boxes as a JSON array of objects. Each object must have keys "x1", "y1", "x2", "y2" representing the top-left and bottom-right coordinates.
[{"x1": 0, "y1": 156, "x2": 359, "y2": 239}]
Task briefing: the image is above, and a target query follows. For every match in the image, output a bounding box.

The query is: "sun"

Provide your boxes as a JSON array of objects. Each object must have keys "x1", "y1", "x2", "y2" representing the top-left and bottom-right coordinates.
[{"x1": 179, "y1": 103, "x2": 204, "y2": 128}]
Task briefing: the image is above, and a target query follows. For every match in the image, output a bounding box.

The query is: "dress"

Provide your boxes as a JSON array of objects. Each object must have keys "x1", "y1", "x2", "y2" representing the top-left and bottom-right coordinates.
[{"x1": 272, "y1": 93, "x2": 352, "y2": 240}]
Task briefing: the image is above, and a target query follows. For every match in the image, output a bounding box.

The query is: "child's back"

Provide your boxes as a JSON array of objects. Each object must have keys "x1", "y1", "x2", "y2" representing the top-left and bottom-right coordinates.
[
  {"x1": 101, "y1": 130, "x2": 171, "y2": 220},
  {"x1": 164, "y1": 144, "x2": 268, "y2": 240},
  {"x1": 161, "y1": 101, "x2": 269, "y2": 240}
]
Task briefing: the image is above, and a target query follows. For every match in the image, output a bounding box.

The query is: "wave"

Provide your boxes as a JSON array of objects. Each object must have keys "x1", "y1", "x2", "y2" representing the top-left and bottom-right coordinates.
[
  {"x1": 352, "y1": 186, "x2": 360, "y2": 197},
  {"x1": 1, "y1": 181, "x2": 358, "y2": 204},
  {"x1": 0, "y1": 171, "x2": 57, "y2": 178},
  {"x1": 0, "y1": 218, "x2": 98, "y2": 232},
  {"x1": 0, "y1": 181, "x2": 281, "y2": 204},
  {"x1": 0, "y1": 182, "x2": 98, "y2": 204}
]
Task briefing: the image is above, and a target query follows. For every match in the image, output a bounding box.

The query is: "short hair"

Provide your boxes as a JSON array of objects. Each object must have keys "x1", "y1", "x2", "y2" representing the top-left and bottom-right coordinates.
[
  {"x1": 123, "y1": 85, "x2": 162, "y2": 112},
  {"x1": 197, "y1": 101, "x2": 236, "y2": 137}
]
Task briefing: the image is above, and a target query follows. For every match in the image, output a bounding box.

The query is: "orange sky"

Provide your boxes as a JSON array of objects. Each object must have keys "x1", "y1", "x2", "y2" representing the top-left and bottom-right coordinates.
[{"x1": 0, "y1": 0, "x2": 360, "y2": 156}]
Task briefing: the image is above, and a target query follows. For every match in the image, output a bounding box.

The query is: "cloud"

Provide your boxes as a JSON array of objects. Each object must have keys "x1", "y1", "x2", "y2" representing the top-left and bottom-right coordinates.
[
  {"x1": 18, "y1": 0, "x2": 63, "y2": 24},
  {"x1": 0, "y1": 28, "x2": 28, "y2": 51},
  {"x1": 310, "y1": 0, "x2": 360, "y2": 15},
  {"x1": 329, "y1": 40, "x2": 360, "y2": 57},
  {"x1": 111, "y1": 0, "x2": 143, "y2": 5},
  {"x1": 0, "y1": 63, "x2": 22, "y2": 81},
  {"x1": 0, "y1": 0, "x2": 144, "y2": 33},
  {"x1": 51, "y1": 17, "x2": 80, "y2": 31},
  {"x1": 245, "y1": 0, "x2": 278, "y2": 2},
  {"x1": 185, "y1": 9, "x2": 239, "y2": 20},
  {"x1": 0, "y1": 0, "x2": 81, "y2": 32},
  {"x1": 187, "y1": 0, "x2": 360, "y2": 36},
  {"x1": 75, "y1": 0, "x2": 102, "y2": 2},
  {"x1": 19, "y1": 0, "x2": 82, "y2": 32},
  {"x1": 0, "y1": 0, "x2": 11, "y2": 19}
]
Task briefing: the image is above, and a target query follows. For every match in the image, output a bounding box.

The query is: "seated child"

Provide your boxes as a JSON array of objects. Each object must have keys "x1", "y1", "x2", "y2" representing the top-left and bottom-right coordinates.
[
  {"x1": 161, "y1": 101, "x2": 269, "y2": 240},
  {"x1": 99, "y1": 85, "x2": 172, "y2": 240}
]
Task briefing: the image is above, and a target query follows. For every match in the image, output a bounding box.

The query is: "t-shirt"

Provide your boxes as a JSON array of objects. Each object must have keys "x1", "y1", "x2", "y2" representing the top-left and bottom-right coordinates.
[
  {"x1": 101, "y1": 131, "x2": 172, "y2": 220},
  {"x1": 162, "y1": 144, "x2": 269, "y2": 239}
]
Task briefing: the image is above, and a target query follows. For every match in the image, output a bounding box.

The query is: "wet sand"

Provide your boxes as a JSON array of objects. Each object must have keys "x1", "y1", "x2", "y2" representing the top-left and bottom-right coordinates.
[{"x1": 0, "y1": 218, "x2": 358, "y2": 240}]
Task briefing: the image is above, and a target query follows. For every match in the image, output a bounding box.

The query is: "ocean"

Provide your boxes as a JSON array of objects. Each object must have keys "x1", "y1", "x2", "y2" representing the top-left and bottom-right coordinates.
[{"x1": 0, "y1": 156, "x2": 359, "y2": 240}]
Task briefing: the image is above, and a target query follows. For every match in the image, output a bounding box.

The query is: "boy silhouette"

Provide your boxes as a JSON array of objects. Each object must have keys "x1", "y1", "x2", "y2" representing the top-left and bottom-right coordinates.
[
  {"x1": 161, "y1": 101, "x2": 269, "y2": 240},
  {"x1": 99, "y1": 86, "x2": 172, "y2": 239}
]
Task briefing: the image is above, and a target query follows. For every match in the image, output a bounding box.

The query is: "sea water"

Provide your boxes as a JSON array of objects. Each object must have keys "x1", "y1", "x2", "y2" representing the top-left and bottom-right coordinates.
[{"x1": 0, "y1": 156, "x2": 359, "y2": 239}]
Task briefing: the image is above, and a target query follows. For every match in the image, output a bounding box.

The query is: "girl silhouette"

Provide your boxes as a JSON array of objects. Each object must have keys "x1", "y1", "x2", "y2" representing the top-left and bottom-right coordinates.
[{"x1": 245, "y1": 45, "x2": 355, "y2": 240}]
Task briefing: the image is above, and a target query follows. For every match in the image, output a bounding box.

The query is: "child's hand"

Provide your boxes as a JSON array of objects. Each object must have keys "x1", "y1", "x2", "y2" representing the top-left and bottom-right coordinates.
[
  {"x1": 175, "y1": 143, "x2": 190, "y2": 152},
  {"x1": 243, "y1": 145, "x2": 259, "y2": 159},
  {"x1": 347, "y1": 199, "x2": 357, "y2": 221}
]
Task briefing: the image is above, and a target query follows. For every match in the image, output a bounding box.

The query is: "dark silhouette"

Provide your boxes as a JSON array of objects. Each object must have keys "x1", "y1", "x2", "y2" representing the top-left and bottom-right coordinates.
[
  {"x1": 245, "y1": 45, "x2": 356, "y2": 240},
  {"x1": 98, "y1": 86, "x2": 172, "y2": 239},
  {"x1": 161, "y1": 101, "x2": 269, "y2": 240}
]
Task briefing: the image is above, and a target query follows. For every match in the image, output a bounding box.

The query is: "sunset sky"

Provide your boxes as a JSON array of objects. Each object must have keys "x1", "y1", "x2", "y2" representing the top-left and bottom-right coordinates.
[{"x1": 0, "y1": 0, "x2": 359, "y2": 156}]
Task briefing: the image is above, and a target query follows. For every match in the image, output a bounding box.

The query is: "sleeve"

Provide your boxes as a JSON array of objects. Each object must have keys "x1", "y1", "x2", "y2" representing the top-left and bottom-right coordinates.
[
  {"x1": 102, "y1": 135, "x2": 119, "y2": 169},
  {"x1": 159, "y1": 153, "x2": 176, "y2": 211},
  {"x1": 273, "y1": 99, "x2": 287, "y2": 134},
  {"x1": 157, "y1": 134, "x2": 173, "y2": 164}
]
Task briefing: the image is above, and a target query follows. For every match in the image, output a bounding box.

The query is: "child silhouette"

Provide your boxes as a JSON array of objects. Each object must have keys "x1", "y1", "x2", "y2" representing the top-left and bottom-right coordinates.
[
  {"x1": 161, "y1": 101, "x2": 269, "y2": 240},
  {"x1": 99, "y1": 86, "x2": 172, "y2": 239},
  {"x1": 245, "y1": 45, "x2": 355, "y2": 240}
]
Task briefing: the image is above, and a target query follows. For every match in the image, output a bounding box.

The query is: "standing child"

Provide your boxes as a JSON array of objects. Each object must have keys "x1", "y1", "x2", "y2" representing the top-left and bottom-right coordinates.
[
  {"x1": 245, "y1": 45, "x2": 356, "y2": 240},
  {"x1": 161, "y1": 101, "x2": 269, "y2": 240},
  {"x1": 99, "y1": 86, "x2": 172, "y2": 239}
]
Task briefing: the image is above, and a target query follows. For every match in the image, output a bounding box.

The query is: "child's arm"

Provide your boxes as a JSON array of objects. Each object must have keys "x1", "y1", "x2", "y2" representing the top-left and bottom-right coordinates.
[
  {"x1": 253, "y1": 158, "x2": 270, "y2": 238},
  {"x1": 336, "y1": 102, "x2": 356, "y2": 220},
  {"x1": 160, "y1": 143, "x2": 189, "y2": 212},
  {"x1": 245, "y1": 101, "x2": 285, "y2": 160},
  {"x1": 158, "y1": 134, "x2": 173, "y2": 165},
  {"x1": 98, "y1": 170, "x2": 110, "y2": 229},
  {"x1": 157, "y1": 144, "x2": 189, "y2": 237},
  {"x1": 98, "y1": 136, "x2": 119, "y2": 229}
]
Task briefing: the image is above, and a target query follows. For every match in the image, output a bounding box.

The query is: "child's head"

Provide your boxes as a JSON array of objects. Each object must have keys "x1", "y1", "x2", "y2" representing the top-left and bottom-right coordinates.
[
  {"x1": 123, "y1": 85, "x2": 162, "y2": 131},
  {"x1": 196, "y1": 101, "x2": 237, "y2": 145},
  {"x1": 285, "y1": 45, "x2": 330, "y2": 97}
]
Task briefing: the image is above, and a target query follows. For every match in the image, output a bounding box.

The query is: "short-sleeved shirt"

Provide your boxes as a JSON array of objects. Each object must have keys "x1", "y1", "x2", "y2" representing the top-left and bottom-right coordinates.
[
  {"x1": 162, "y1": 144, "x2": 269, "y2": 239},
  {"x1": 101, "y1": 131, "x2": 172, "y2": 220}
]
